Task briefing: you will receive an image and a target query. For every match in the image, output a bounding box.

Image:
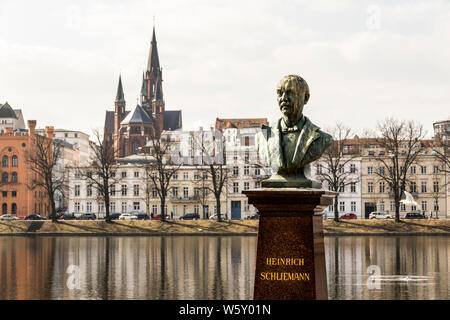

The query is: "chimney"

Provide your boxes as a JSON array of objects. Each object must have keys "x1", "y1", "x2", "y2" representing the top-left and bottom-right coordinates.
[
  {"x1": 28, "y1": 120, "x2": 36, "y2": 135},
  {"x1": 45, "y1": 126, "x2": 54, "y2": 139}
]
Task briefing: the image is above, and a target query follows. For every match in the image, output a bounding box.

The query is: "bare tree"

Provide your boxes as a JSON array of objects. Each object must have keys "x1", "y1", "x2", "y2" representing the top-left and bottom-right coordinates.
[
  {"x1": 145, "y1": 132, "x2": 182, "y2": 221},
  {"x1": 82, "y1": 129, "x2": 118, "y2": 222},
  {"x1": 191, "y1": 129, "x2": 229, "y2": 222},
  {"x1": 26, "y1": 131, "x2": 65, "y2": 222},
  {"x1": 371, "y1": 118, "x2": 425, "y2": 222},
  {"x1": 315, "y1": 124, "x2": 360, "y2": 222},
  {"x1": 432, "y1": 135, "x2": 450, "y2": 174}
]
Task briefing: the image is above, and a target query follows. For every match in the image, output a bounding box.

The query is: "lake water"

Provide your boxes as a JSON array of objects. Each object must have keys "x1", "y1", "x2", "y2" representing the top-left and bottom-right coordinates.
[{"x1": 0, "y1": 236, "x2": 448, "y2": 300}]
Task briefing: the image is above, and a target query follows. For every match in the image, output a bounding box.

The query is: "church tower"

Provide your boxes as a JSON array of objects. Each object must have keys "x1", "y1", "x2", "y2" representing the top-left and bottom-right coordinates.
[
  {"x1": 114, "y1": 75, "x2": 126, "y2": 157},
  {"x1": 144, "y1": 26, "x2": 165, "y2": 135}
]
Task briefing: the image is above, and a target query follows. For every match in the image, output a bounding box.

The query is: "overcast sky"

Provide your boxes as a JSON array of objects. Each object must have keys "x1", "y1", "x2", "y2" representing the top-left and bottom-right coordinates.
[{"x1": 0, "y1": 0, "x2": 449, "y2": 138}]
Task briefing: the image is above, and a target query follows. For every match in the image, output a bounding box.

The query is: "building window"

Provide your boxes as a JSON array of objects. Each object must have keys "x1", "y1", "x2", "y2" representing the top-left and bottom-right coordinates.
[
  {"x1": 255, "y1": 168, "x2": 261, "y2": 176},
  {"x1": 172, "y1": 187, "x2": 178, "y2": 197},
  {"x1": 11, "y1": 172, "x2": 17, "y2": 183},
  {"x1": 351, "y1": 201, "x2": 356, "y2": 212},
  {"x1": 255, "y1": 181, "x2": 261, "y2": 189},
  {"x1": 433, "y1": 165, "x2": 439, "y2": 174},
  {"x1": 233, "y1": 166, "x2": 239, "y2": 176},
  {"x1": 339, "y1": 183, "x2": 344, "y2": 192},
  {"x1": 121, "y1": 185, "x2": 127, "y2": 196},
  {"x1": 75, "y1": 185, "x2": 80, "y2": 197},
  {"x1": 379, "y1": 167, "x2": 385, "y2": 175},
  {"x1": 434, "y1": 200, "x2": 439, "y2": 212},
  {"x1": 379, "y1": 182, "x2": 385, "y2": 193},
  {"x1": 12, "y1": 191, "x2": 16, "y2": 197},
  {"x1": 421, "y1": 201, "x2": 427, "y2": 212},
  {"x1": 86, "y1": 185, "x2": 92, "y2": 197},
  {"x1": 2, "y1": 172, "x2": 8, "y2": 183},
  {"x1": 194, "y1": 172, "x2": 200, "y2": 180},
  {"x1": 2, "y1": 155, "x2": 8, "y2": 167},
  {"x1": 132, "y1": 140, "x2": 139, "y2": 154},
  {"x1": 110, "y1": 202, "x2": 116, "y2": 213},
  {"x1": 152, "y1": 188, "x2": 158, "y2": 198},
  {"x1": 244, "y1": 136, "x2": 250, "y2": 146},
  {"x1": 183, "y1": 205, "x2": 188, "y2": 215},
  {"x1": 194, "y1": 188, "x2": 200, "y2": 198},
  {"x1": 390, "y1": 201, "x2": 395, "y2": 212},
  {"x1": 11, "y1": 203, "x2": 17, "y2": 215},
  {"x1": 316, "y1": 164, "x2": 323, "y2": 174},
  {"x1": 133, "y1": 184, "x2": 140, "y2": 196},
  {"x1": 350, "y1": 164, "x2": 356, "y2": 173},
  {"x1": 121, "y1": 171, "x2": 127, "y2": 178},
  {"x1": 421, "y1": 166, "x2": 427, "y2": 174},
  {"x1": 134, "y1": 171, "x2": 139, "y2": 178},
  {"x1": 183, "y1": 187, "x2": 189, "y2": 198},
  {"x1": 183, "y1": 172, "x2": 188, "y2": 180},
  {"x1": 339, "y1": 202, "x2": 345, "y2": 212},
  {"x1": 173, "y1": 173, "x2": 178, "y2": 180},
  {"x1": 244, "y1": 166, "x2": 249, "y2": 176},
  {"x1": 86, "y1": 202, "x2": 92, "y2": 213},
  {"x1": 368, "y1": 182, "x2": 374, "y2": 193},
  {"x1": 194, "y1": 205, "x2": 199, "y2": 214},
  {"x1": 121, "y1": 202, "x2": 127, "y2": 213},
  {"x1": 244, "y1": 182, "x2": 250, "y2": 191},
  {"x1": 433, "y1": 181, "x2": 439, "y2": 193},
  {"x1": 421, "y1": 182, "x2": 427, "y2": 193},
  {"x1": 411, "y1": 205, "x2": 416, "y2": 211},
  {"x1": 110, "y1": 185, "x2": 116, "y2": 196},
  {"x1": 11, "y1": 155, "x2": 18, "y2": 167},
  {"x1": 74, "y1": 202, "x2": 80, "y2": 213},
  {"x1": 203, "y1": 188, "x2": 208, "y2": 197},
  {"x1": 133, "y1": 202, "x2": 140, "y2": 211},
  {"x1": 98, "y1": 203, "x2": 104, "y2": 213},
  {"x1": 233, "y1": 182, "x2": 239, "y2": 193},
  {"x1": 367, "y1": 167, "x2": 373, "y2": 175},
  {"x1": 410, "y1": 166, "x2": 416, "y2": 174},
  {"x1": 350, "y1": 182, "x2": 356, "y2": 193},
  {"x1": 173, "y1": 205, "x2": 178, "y2": 215},
  {"x1": 410, "y1": 182, "x2": 417, "y2": 193},
  {"x1": 401, "y1": 203, "x2": 406, "y2": 211}
]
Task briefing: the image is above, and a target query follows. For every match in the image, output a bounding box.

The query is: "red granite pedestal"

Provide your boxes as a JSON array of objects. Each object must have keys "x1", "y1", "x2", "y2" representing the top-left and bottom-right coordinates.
[{"x1": 243, "y1": 188, "x2": 336, "y2": 300}]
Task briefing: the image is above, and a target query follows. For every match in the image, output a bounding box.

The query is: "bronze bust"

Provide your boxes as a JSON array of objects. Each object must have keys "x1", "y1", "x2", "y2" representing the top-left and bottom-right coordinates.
[{"x1": 257, "y1": 75, "x2": 333, "y2": 188}]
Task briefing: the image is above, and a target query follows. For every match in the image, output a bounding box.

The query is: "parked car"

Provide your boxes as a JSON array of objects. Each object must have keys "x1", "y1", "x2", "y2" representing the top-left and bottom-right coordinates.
[
  {"x1": 153, "y1": 214, "x2": 169, "y2": 220},
  {"x1": 209, "y1": 214, "x2": 228, "y2": 220},
  {"x1": 25, "y1": 214, "x2": 47, "y2": 220},
  {"x1": 118, "y1": 213, "x2": 138, "y2": 220},
  {"x1": 246, "y1": 213, "x2": 260, "y2": 220},
  {"x1": 404, "y1": 212, "x2": 425, "y2": 219},
  {"x1": 132, "y1": 212, "x2": 149, "y2": 220},
  {"x1": 59, "y1": 213, "x2": 76, "y2": 220},
  {"x1": 78, "y1": 213, "x2": 97, "y2": 220},
  {"x1": 339, "y1": 213, "x2": 357, "y2": 219},
  {"x1": 369, "y1": 212, "x2": 392, "y2": 219},
  {"x1": 108, "y1": 213, "x2": 122, "y2": 220},
  {"x1": 179, "y1": 213, "x2": 200, "y2": 220},
  {"x1": 0, "y1": 214, "x2": 19, "y2": 220}
]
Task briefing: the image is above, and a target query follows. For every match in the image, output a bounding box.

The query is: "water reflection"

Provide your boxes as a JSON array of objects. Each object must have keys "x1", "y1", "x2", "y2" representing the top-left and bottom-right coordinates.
[
  {"x1": 0, "y1": 236, "x2": 448, "y2": 300},
  {"x1": 325, "y1": 236, "x2": 450, "y2": 300}
]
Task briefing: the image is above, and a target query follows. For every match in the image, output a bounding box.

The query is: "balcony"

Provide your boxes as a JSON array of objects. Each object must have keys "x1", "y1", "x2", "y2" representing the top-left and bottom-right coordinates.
[{"x1": 169, "y1": 196, "x2": 200, "y2": 203}]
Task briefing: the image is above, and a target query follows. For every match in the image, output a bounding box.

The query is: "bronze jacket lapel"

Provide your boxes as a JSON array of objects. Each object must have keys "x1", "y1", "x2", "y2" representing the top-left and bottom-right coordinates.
[{"x1": 292, "y1": 116, "x2": 320, "y2": 166}]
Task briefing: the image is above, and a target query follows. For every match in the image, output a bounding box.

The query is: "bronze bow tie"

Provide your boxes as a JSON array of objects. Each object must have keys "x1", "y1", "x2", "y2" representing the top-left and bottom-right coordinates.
[{"x1": 281, "y1": 127, "x2": 300, "y2": 133}]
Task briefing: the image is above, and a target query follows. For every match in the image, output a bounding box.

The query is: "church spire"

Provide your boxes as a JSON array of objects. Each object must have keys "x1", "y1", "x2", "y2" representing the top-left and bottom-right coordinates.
[
  {"x1": 147, "y1": 26, "x2": 160, "y2": 72},
  {"x1": 140, "y1": 72, "x2": 148, "y2": 105},
  {"x1": 115, "y1": 75, "x2": 125, "y2": 102}
]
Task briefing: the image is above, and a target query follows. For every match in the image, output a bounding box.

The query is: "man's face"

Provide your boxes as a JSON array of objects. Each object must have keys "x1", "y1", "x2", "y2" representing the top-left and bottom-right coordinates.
[{"x1": 277, "y1": 78, "x2": 304, "y2": 124}]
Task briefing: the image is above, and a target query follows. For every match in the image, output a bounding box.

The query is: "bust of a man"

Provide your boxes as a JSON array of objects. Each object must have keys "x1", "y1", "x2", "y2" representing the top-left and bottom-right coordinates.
[{"x1": 257, "y1": 74, "x2": 333, "y2": 188}]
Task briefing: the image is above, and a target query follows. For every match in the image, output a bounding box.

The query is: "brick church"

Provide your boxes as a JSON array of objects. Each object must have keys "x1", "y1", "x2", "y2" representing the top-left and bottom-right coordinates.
[{"x1": 104, "y1": 26, "x2": 182, "y2": 158}]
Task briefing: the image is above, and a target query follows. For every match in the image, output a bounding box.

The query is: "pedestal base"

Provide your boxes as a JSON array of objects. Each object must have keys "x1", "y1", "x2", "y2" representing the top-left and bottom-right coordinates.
[{"x1": 243, "y1": 188, "x2": 336, "y2": 300}]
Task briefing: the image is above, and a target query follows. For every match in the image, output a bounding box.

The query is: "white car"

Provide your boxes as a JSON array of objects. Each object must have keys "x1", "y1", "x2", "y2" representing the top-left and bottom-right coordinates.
[
  {"x1": 0, "y1": 214, "x2": 19, "y2": 220},
  {"x1": 369, "y1": 212, "x2": 392, "y2": 219},
  {"x1": 209, "y1": 214, "x2": 227, "y2": 220},
  {"x1": 118, "y1": 213, "x2": 138, "y2": 220}
]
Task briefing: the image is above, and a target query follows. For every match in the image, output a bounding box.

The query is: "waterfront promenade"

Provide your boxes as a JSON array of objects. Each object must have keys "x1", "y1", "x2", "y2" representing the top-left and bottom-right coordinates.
[{"x1": 0, "y1": 219, "x2": 448, "y2": 236}]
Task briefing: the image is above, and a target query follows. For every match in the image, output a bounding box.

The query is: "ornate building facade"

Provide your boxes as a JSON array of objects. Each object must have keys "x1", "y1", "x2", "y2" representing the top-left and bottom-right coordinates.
[{"x1": 104, "y1": 27, "x2": 182, "y2": 158}]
